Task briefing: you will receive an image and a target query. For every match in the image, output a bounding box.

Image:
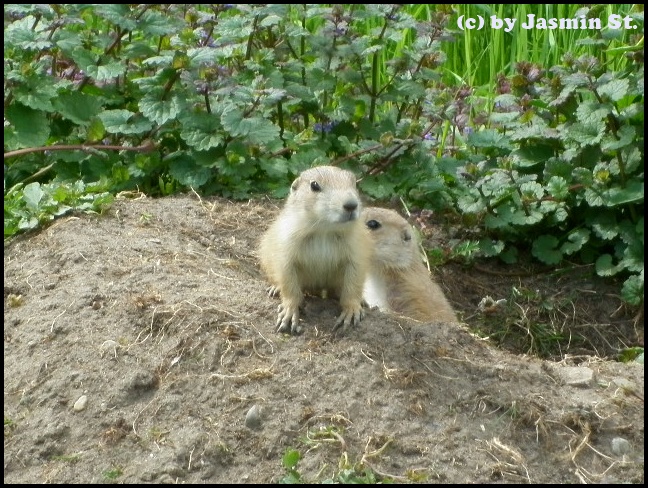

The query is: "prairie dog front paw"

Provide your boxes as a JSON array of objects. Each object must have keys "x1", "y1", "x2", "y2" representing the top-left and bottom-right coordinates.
[
  {"x1": 334, "y1": 303, "x2": 365, "y2": 331},
  {"x1": 276, "y1": 303, "x2": 301, "y2": 334}
]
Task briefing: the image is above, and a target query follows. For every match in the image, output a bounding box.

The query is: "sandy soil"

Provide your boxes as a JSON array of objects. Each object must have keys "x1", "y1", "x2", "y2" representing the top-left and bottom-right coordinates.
[{"x1": 3, "y1": 194, "x2": 644, "y2": 484}]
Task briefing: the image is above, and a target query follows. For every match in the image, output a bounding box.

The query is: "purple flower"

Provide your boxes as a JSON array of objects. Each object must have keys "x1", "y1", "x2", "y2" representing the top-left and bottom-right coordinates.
[
  {"x1": 333, "y1": 26, "x2": 347, "y2": 36},
  {"x1": 423, "y1": 133, "x2": 437, "y2": 143},
  {"x1": 314, "y1": 121, "x2": 336, "y2": 133}
]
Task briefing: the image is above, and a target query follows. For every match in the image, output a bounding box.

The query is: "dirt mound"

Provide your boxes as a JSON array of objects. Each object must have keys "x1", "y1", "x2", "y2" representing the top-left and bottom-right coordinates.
[{"x1": 4, "y1": 195, "x2": 643, "y2": 483}]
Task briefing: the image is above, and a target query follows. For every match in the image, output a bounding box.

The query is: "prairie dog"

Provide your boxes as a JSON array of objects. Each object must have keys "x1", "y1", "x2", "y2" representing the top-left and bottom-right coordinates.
[
  {"x1": 258, "y1": 166, "x2": 370, "y2": 334},
  {"x1": 362, "y1": 207, "x2": 458, "y2": 323}
]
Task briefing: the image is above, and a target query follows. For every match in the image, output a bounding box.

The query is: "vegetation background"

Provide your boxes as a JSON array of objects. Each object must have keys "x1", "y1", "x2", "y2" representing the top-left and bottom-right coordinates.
[
  {"x1": 3, "y1": 5, "x2": 644, "y2": 484},
  {"x1": 4, "y1": 3, "x2": 644, "y2": 339}
]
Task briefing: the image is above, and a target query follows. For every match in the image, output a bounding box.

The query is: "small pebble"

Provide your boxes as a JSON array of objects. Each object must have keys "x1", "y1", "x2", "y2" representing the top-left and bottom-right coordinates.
[
  {"x1": 611, "y1": 437, "x2": 631, "y2": 456},
  {"x1": 73, "y1": 395, "x2": 88, "y2": 412},
  {"x1": 100, "y1": 340, "x2": 119, "y2": 358},
  {"x1": 245, "y1": 404, "x2": 262, "y2": 430}
]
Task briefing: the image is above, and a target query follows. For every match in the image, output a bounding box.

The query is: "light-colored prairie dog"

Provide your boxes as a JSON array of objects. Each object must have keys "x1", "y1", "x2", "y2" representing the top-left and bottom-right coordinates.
[
  {"x1": 258, "y1": 166, "x2": 370, "y2": 334},
  {"x1": 362, "y1": 207, "x2": 458, "y2": 323}
]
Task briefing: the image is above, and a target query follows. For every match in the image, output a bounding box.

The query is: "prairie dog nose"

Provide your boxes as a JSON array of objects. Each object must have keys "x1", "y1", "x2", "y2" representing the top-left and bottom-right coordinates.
[{"x1": 343, "y1": 200, "x2": 359, "y2": 213}]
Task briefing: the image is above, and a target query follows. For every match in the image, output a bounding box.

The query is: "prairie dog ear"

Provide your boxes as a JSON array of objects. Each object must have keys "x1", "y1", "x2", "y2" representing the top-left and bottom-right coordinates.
[{"x1": 290, "y1": 176, "x2": 302, "y2": 193}]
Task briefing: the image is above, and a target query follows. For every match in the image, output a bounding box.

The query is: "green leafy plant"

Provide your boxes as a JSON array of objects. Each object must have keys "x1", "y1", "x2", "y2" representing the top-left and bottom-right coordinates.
[
  {"x1": 102, "y1": 467, "x2": 124, "y2": 481},
  {"x1": 278, "y1": 447, "x2": 392, "y2": 485},
  {"x1": 51, "y1": 453, "x2": 82, "y2": 463},
  {"x1": 278, "y1": 424, "x2": 408, "y2": 484},
  {"x1": 4, "y1": 4, "x2": 643, "y2": 310},
  {"x1": 4, "y1": 180, "x2": 114, "y2": 238},
  {"x1": 278, "y1": 449, "x2": 302, "y2": 484},
  {"x1": 431, "y1": 53, "x2": 644, "y2": 307},
  {"x1": 473, "y1": 285, "x2": 576, "y2": 358},
  {"x1": 618, "y1": 346, "x2": 644, "y2": 363},
  {"x1": 4, "y1": 416, "x2": 16, "y2": 438}
]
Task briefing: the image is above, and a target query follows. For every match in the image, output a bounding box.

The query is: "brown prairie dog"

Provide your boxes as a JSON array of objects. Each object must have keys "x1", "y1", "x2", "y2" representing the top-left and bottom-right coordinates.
[
  {"x1": 258, "y1": 166, "x2": 370, "y2": 334},
  {"x1": 362, "y1": 207, "x2": 458, "y2": 323}
]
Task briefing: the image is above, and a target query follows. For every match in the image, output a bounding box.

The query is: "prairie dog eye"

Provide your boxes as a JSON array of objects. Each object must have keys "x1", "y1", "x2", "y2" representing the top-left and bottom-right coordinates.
[
  {"x1": 310, "y1": 181, "x2": 321, "y2": 192},
  {"x1": 366, "y1": 219, "x2": 381, "y2": 230},
  {"x1": 403, "y1": 230, "x2": 412, "y2": 242}
]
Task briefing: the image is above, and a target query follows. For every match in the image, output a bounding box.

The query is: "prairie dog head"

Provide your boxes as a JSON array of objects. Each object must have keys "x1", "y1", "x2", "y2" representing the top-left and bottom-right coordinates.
[
  {"x1": 287, "y1": 166, "x2": 362, "y2": 225},
  {"x1": 364, "y1": 207, "x2": 419, "y2": 269}
]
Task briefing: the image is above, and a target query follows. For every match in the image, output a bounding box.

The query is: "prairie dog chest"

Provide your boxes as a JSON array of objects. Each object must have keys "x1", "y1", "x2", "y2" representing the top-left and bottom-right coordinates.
[
  {"x1": 297, "y1": 231, "x2": 352, "y2": 272},
  {"x1": 362, "y1": 271, "x2": 390, "y2": 311}
]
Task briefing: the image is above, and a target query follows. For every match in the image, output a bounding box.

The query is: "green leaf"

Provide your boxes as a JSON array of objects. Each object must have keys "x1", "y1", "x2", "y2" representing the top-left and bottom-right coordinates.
[
  {"x1": 621, "y1": 240, "x2": 644, "y2": 273},
  {"x1": 86, "y1": 60, "x2": 126, "y2": 82},
  {"x1": 97, "y1": 110, "x2": 153, "y2": 135},
  {"x1": 562, "y1": 73, "x2": 591, "y2": 89},
  {"x1": 457, "y1": 194, "x2": 486, "y2": 214},
  {"x1": 54, "y1": 92, "x2": 103, "y2": 125},
  {"x1": 635, "y1": 217, "x2": 644, "y2": 243},
  {"x1": 604, "y1": 181, "x2": 644, "y2": 206},
  {"x1": 489, "y1": 112, "x2": 519, "y2": 125},
  {"x1": 259, "y1": 14, "x2": 283, "y2": 27},
  {"x1": 621, "y1": 274, "x2": 644, "y2": 306},
  {"x1": 94, "y1": 4, "x2": 137, "y2": 30},
  {"x1": 17, "y1": 216, "x2": 40, "y2": 232},
  {"x1": 70, "y1": 47, "x2": 99, "y2": 71},
  {"x1": 509, "y1": 123, "x2": 561, "y2": 142},
  {"x1": 589, "y1": 212, "x2": 619, "y2": 240},
  {"x1": 568, "y1": 122, "x2": 605, "y2": 145},
  {"x1": 601, "y1": 125, "x2": 636, "y2": 152},
  {"x1": 598, "y1": 78, "x2": 630, "y2": 102},
  {"x1": 5, "y1": 104, "x2": 50, "y2": 148},
  {"x1": 359, "y1": 176, "x2": 397, "y2": 200},
  {"x1": 187, "y1": 47, "x2": 219, "y2": 66},
  {"x1": 288, "y1": 148, "x2": 329, "y2": 172},
  {"x1": 499, "y1": 247, "x2": 518, "y2": 264},
  {"x1": 260, "y1": 158, "x2": 290, "y2": 179},
  {"x1": 549, "y1": 84, "x2": 577, "y2": 107},
  {"x1": 498, "y1": 204, "x2": 542, "y2": 226},
  {"x1": 122, "y1": 41, "x2": 156, "y2": 60},
  {"x1": 140, "y1": 94, "x2": 184, "y2": 125},
  {"x1": 221, "y1": 108, "x2": 280, "y2": 145},
  {"x1": 179, "y1": 113, "x2": 224, "y2": 151},
  {"x1": 4, "y1": 15, "x2": 52, "y2": 51},
  {"x1": 520, "y1": 181, "x2": 544, "y2": 200},
  {"x1": 142, "y1": 55, "x2": 174, "y2": 67},
  {"x1": 511, "y1": 145, "x2": 554, "y2": 168},
  {"x1": 622, "y1": 146, "x2": 642, "y2": 175},
  {"x1": 139, "y1": 9, "x2": 183, "y2": 36},
  {"x1": 466, "y1": 129, "x2": 511, "y2": 150},
  {"x1": 172, "y1": 51, "x2": 191, "y2": 70},
  {"x1": 22, "y1": 183, "x2": 44, "y2": 210},
  {"x1": 282, "y1": 449, "x2": 301, "y2": 469},
  {"x1": 393, "y1": 80, "x2": 427, "y2": 99},
  {"x1": 483, "y1": 212, "x2": 509, "y2": 229},
  {"x1": 13, "y1": 77, "x2": 58, "y2": 112},
  {"x1": 618, "y1": 346, "x2": 645, "y2": 363},
  {"x1": 54, "y1": 29, "x2": 83, "y2": 55},
  {"x1": 544, "y1": 158, "x2": 573, "y2": 180},
  {"x1": 575, "y1": 101, "x2": 611, "y2": 125},
  {"x1": 87, "y1": 118, "x2": 106, "y2": 143},
  {"x1": 532, "y1": 235, "x2": 562, "y2": 265},
  {"x1": 584, "y1": 188, "x2": 605, "y2": 207},
  {"x1": 479, "y1": 238, "x2": 505, "y2": 257},
  {"x1": 168, "y1": 157, "x2": 212, "y2": 188},
  {"x1": 561, "y1": 229, "x2": 590, "y2": 255},
  {"x1": 546, "y1": 176, "x2": 569, "y2": 199},
  {"x1": 595, "y1": 254, "x2": 623, "y2": 277}
]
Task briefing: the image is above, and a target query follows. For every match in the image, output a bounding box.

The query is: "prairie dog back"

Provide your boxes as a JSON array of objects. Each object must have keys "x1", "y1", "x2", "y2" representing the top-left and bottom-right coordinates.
[
  {"x1": 258, "y1": 166, "x2": 370, "y2": 334},
  {"x1": 363, "y1": 207, "x2": 458, "y2": 323}
]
